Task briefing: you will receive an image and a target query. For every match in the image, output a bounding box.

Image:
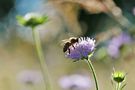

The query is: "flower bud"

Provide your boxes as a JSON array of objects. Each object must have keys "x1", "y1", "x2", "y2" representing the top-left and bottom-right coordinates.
[
  {"x1": 112, "y1": 71, "x2": 126, "y2": 83},
  {"x1": 16, "y1": 13, "x2": 48, "y2": 28}
]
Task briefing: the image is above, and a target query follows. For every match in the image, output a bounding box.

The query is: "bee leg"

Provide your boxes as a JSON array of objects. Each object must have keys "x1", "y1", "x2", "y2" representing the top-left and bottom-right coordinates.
[
  {"x1": 72, "y1": 45, "x2": 75, "y2": 49},
  {"x1": 68, "y1": 48, "x2": 70, "y2": 54},
  {"x1": 63, "y1": 47, "x2": 67, "y2": 52}
]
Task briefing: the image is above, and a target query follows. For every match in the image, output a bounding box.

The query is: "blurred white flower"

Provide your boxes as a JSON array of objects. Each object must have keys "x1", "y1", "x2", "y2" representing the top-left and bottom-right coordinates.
[
  {"x1": 59, "y1": 74, "x2": 92, "y2": 90},
  {"x1": 17, "y1": 70, "x2": 43, "y2": 85}
]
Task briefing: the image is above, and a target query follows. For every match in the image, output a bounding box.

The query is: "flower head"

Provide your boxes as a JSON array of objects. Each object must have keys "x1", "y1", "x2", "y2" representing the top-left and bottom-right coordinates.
[
  {"x1": 107, "y1": 32, "x2": 131, "y2": 58},
  {"x1": 59, "y1": 74, "x2": 92, "y2": 90},
  {"x1": 65, "y1": 37, "x2": 95, "y2": 60},
  {"x1": 17, "y1": 70, "x2": 43, "y2": 85},
  {"x1": 16, "y1": 12, "x2": 48, "y2": 28},
  {"x1": 112, "y1": 71, "x2": 126, "y2": 83}
]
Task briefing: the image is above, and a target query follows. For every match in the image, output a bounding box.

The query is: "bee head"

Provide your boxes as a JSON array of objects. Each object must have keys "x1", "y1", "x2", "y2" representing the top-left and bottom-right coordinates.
[{"x1": 69, "y1": 37, "x2": 78, "y2": 43}]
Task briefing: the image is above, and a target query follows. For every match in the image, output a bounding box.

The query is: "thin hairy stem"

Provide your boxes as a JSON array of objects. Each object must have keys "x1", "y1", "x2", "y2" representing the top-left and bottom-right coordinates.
[
  {"x1": 86, "y1": 58, "x2": 99, "y2": 90},
  {"x1": 116, "y1": 83, "x2": 121, "y2": 90},
  {"x1": 32, "y1": 28, "x2": 51, "y2": 90}
]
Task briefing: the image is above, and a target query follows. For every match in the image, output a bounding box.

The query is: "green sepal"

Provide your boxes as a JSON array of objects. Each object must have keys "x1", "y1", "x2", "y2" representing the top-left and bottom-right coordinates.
[{"x1": 16, "y1": 15, "x2": 27, "y2": 26}]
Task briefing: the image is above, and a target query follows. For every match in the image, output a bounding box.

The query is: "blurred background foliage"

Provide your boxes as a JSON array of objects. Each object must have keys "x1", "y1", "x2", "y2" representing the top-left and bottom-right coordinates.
[{"x1": 0, "y1": 0, "x2": 135, "y2": 90}]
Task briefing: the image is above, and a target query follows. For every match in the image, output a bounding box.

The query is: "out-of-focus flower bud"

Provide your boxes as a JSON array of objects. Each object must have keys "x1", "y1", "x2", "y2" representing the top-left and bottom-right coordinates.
[{"x1": 16, "y1": 13, "x2": 48, "y2": 28}]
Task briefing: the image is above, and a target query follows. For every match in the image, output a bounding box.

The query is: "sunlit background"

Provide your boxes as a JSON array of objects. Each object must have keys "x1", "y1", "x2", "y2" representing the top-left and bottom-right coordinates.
[{"x1": 0, "y1": 0, "x2": 135, "y2": 90}]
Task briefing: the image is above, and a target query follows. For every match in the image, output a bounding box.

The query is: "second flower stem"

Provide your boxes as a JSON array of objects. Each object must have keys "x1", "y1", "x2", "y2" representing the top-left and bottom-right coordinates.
[
  {"x1": 32, "y1": 28, "x2": 51, "y2": 90},
  {"x1": 86, "y1": 58, "x2": 99, "y2": 90},
  {"x1": 116, "y1": 83, "x2": 121, "y2": 90}
]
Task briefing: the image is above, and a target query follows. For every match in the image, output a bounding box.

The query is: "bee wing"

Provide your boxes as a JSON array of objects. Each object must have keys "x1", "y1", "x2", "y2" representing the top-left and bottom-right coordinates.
[
  {"x1": 60, "y1": 37, "x2": 78, "y2": 46},
  {"x1": 59, "y1": 39, "x2": 68, "y2": 46}
]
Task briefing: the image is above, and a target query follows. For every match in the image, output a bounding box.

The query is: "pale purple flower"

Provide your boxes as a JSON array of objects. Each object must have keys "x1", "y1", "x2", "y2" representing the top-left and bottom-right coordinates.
[
  {"x1": 65, "y1": 37, "x2": 95, "y2": 60},
  {"x1": 59, "y1": 74, "x2": 92, "y2": 90},
  {"x1": 17, "y1": 70, "x2": 43, "y2": 84},
  {"x1": 107, "y1": 33, "x2": 132, "y2": 58}
]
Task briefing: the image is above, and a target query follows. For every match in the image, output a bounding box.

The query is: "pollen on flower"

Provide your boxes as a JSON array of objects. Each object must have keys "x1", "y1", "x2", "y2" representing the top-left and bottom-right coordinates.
[{"x1": 64, "y1": 37, "x2": 95, "y2": 60}]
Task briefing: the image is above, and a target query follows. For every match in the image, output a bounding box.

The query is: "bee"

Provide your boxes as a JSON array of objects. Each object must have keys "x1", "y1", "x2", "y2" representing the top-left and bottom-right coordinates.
[{"x1": 62, "y1": 37, "x2": 79, "y2": 53}]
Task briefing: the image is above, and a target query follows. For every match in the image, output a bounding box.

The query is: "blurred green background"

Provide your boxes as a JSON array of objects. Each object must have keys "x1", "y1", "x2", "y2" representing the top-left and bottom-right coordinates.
[{"x1": 0, "y1": 0, "x2": 135, "y2": 90}]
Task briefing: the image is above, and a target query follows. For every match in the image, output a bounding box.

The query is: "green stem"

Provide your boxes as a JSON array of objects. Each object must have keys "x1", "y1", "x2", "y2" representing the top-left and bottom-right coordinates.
[
  {"x1": 32, "y1": 28, "x2": 51, "y2": 90},
  {"x1": 116, "y1": 83, "x2": 121, "y2": 90},
  {"x1": 86, "y1": 58, "x2": 99, "y2": 90}
]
